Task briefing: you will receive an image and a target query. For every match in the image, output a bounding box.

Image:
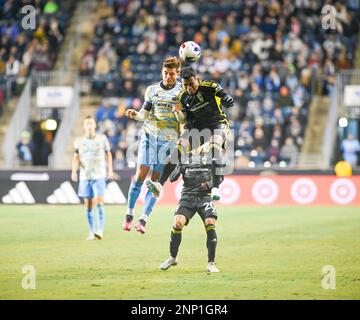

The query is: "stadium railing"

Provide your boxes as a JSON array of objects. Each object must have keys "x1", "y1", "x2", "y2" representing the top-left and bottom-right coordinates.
[
  {"x1": 2, "y1": 78, "x2": 32, "y2": 168},
  {"x1": 48, "y1": 77, "x2": 80, "y2": 169},
  {"x1": 322, "y1": 69, "x2": 360, "y2": 168}
]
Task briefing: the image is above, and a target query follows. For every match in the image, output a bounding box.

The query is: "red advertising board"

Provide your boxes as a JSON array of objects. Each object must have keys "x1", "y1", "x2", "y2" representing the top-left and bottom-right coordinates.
[{"x1": 137, "y1": 176, "x2": 360, "y2": 206}]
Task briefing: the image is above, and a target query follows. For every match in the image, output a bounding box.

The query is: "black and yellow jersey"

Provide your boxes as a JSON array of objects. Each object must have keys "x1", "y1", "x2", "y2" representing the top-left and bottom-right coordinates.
[{"x1": 178, "y1": 80, "x2": 234, "y2": 130}]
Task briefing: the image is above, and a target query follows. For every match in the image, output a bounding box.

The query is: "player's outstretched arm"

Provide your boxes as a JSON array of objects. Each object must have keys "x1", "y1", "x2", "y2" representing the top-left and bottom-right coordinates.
[
  {"x1": 213, "y1": 82, "x2": 234, "y2": 108},
  {"x1": 216, "y1": 89, "x2": 234, "y2": 108},
  {"x1": 124, "y1": 108, "x2": 150, "y2": 122}
]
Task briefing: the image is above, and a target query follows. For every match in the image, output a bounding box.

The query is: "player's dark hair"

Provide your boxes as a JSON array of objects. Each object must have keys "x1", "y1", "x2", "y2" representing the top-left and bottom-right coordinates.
[
  {"x1": 180, "y1": 67, "x2": 196, "y2": 79},
  {"x1": 162, "y1": 56, "x2": 181, "y2": 71},
  {"x1": 85, "y1": 115, "x2": 94, "y2": 120}
]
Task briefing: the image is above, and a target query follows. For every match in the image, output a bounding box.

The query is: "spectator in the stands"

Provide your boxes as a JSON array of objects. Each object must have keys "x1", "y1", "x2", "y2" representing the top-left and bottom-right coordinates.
[
  {"x1": 103, "y1": 81, "x2": 119, "y2": 98},
  {"x1": 252, "y1": 128, "x2": 267, "y2": 150},
  {"x1": 16, "y1": 130, "x2": 33, "y2": 165},
  {"x1": 5, "y1": 55, "x2": 19, "y2": 76},
  {"x1": 95, "y1": 100, "x2": 116, "y2": 124},
  {"x1": 32, "y1": 42, "x2": 51, "y2": 71},
  {"x1": 267, "y1": 139, "x2": 280, "y2": 164},
  {"x1": 340, "y1": 133, "x2": 360, "y2": 167},
  {"x1": 280, "y1": 137, "x2": 299, "y2": 165},
  {"x1": 32, "y1": 124, "x2": 51, "y2": 166},
  {"x1": 43, "y1": 0, "x2": 59, "y2": 15}
]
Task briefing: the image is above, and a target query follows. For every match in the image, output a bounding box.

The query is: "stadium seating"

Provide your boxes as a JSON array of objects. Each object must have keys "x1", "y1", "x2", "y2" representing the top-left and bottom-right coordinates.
[
  {"x1": 81, "y1": 0, "x2": 358, "y2": 169},
  {"x1": 0, "y1": 0, "x2": 76, "y2": 164},
  {"x1": 3, "y1": 0, "x2": 359, "y2": 168}
]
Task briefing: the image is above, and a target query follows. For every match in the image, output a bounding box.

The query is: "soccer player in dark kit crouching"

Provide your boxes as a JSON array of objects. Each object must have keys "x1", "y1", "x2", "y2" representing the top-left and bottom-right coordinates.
[{"x1": 160, "y1": 153, "x2": 223, "y2": 273}]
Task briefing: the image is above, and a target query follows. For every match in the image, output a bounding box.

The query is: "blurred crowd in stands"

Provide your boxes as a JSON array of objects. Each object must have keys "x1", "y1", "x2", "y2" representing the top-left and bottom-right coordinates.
[
  {"x1": 0, "y1": 0, "x2": 74, "y2": 117},
  {"x1": 79, "y1": 0, "x2": 359, "y2": 169},
  {"x1": 0, "y1": 0, "x2": 74, "y2": 165},
  {"x1": 3, "y1": 0, "x2": 359, "y2": 168}
]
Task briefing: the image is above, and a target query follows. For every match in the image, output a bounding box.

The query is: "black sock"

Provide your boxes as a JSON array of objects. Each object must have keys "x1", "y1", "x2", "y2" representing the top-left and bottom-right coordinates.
[
  {"x1": 170, "y1": 227, "x2": 182, "y2": 258},
  {"x1": 139, "y1": 219, "x2": 146, "y2": 226},
  {"x1": 126, "y1": 214, "x2": 133, "y2": 222},
  {"x1": 206, "y1": 224, "x2": 217, "y2": 263}
]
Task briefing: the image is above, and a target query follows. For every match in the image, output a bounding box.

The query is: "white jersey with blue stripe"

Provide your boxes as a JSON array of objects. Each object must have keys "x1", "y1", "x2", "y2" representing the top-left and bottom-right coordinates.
[
  {"x1": 142, "y1": 81, "x2": 182, "y2": 142},
  {"x1": 74, "y1": 133, "x2": 110, "y2": 180}
]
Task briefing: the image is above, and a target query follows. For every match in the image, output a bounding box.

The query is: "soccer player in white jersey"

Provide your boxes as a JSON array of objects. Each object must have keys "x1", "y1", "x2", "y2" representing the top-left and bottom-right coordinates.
[
  {"x1": 123, "y1": 57, "x2": 182, "y2": 234},
  {"x1": 71, "y1": 116, "x2": 113, "y2": 240}
]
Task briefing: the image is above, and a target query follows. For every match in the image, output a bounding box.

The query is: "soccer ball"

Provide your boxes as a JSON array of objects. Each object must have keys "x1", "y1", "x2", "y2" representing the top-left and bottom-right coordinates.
[{"x1": 179, "y1": 41, "x2": 201, "y2": 63}]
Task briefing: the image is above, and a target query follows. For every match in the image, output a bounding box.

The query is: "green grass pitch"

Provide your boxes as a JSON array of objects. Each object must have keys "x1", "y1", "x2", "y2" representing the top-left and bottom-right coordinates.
[{"x1": 0, "y1": 204, "x2": 359, "y2": 299}]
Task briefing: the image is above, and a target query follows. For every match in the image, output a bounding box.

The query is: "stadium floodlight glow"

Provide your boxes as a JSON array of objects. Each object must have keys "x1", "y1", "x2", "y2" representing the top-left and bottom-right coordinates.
[
  {"x1": 44, "y1": 119, "x2": 57, "y2": 131},
  {"x1": 338, "y1": 117, "x2": 348, "y2": 128}
]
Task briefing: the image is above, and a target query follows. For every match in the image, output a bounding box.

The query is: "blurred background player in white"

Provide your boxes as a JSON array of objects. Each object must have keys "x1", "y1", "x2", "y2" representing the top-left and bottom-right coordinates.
[
  {"x1": 123, "y1": 57, "x2": 182, "y2": 234},
  {"x1": 71, "y1": 116, "x2": 113, "y2": 240}
]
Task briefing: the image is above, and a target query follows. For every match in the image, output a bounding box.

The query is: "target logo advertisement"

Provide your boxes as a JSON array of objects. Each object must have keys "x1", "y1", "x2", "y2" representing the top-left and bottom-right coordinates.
[
  {"x1": 1, "y1": 171, "x2": 358, "y2": 205},
  {"x1": 156, "y1": 176, "x2": 359, "y2": 205},
  {"x1": 290, "y1": 178, "x2": 318, "y2": 204},
  {"x1": 329, "y1": 178, "x2": 357, "y2": 205},
  {"x1": 252, "y1": 178, "x2": 279, "y2": 204}
]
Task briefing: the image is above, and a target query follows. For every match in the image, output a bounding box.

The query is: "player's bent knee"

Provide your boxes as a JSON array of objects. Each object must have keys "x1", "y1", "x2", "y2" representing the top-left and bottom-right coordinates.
[
  {"x1": 204, "y1": 217, "x2": 216, "y2": 226},
  {"x1": 84, "y1": 198, "x2": 93, "y2": 209},
  {"x1": 96, "y1": 197, "x2": 104, "y2": 205},
  {"x1": 135, "y1": 165, "x2": 150, "y2": 182},
  {"x1": 174, "y1": 215, "x2": 186, "y2": 229},
  {"x1": 151, "y1": 170, "x2": 160, "y2": 181}
]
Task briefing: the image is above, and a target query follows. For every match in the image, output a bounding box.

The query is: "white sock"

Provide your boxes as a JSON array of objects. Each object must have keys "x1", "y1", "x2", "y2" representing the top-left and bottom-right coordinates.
[
  {"x1": 126, "y1": 208, "x2": 135, "y2": 216},
  {"x1": 139, "y1": 213, "x2": 148, "y2": 222}
]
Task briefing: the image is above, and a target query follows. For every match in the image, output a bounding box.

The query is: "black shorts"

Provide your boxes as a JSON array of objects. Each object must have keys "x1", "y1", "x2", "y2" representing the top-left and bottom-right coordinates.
[
  {"x1": 175, "y1": 194, "x2": 218, "y2": 225},
  {"x1": 181, "y1": 122, "x2": 229, "y2": 150}
]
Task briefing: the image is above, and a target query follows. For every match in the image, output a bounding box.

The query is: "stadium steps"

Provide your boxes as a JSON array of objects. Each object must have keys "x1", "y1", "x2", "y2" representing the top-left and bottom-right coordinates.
[
  {"x1": 61, "y1": 95, "x2": 102, "y2": 168},
  {"x1": 298, "y1": 96, "x2": 329, "y2": 168},
  {"x1": 0, "y1": 98, "x2": 20, "y2": 167},
  {"x1": 53, "y1": 0, "x2": 97, "y2": 83}
]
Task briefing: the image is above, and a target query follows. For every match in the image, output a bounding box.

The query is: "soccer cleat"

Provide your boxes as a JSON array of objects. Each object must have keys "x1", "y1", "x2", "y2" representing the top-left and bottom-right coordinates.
[
  {"x1": 94, "y1": 232, "x2": 103, "y2": 240},
  {"x1": 207, "y1": 262, "x2": 220, "y2": 273},
  {"x1": 160, "y1": 256, "x2": 178, "y2": 270},
  {"x1": 211, "y1": 187, "x2": 221, "y2": 201},
  {"x1": 146, "y1": 179, "x2": 162, "y2": 198},
  {"x1": 135, "y1": 221, "x2": 146, "y2": 234},
  {"x1": 86, "y1": 234, "x2": 95, "y2": 241},
  {"x1": 122, "y1": 216, "x2": 133, "y2": 231}
]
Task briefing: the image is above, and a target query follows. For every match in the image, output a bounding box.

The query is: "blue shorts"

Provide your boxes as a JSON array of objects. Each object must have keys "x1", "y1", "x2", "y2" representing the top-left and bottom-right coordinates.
[
  {"x1": 137, "y1": 133, "x2": 176, "y2": 173},
  {"x1": 78, "y1": 178, "x2": 106, "y2": 199}
]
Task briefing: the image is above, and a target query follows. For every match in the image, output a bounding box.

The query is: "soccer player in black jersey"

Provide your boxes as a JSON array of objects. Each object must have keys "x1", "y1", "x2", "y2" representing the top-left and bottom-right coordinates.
[
  {"x1": 146, "y1": 66, "x2": 234, "y2": 201},
  {"x1": 159, "y1": 154, "x2": 222, "y2": 273}
]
